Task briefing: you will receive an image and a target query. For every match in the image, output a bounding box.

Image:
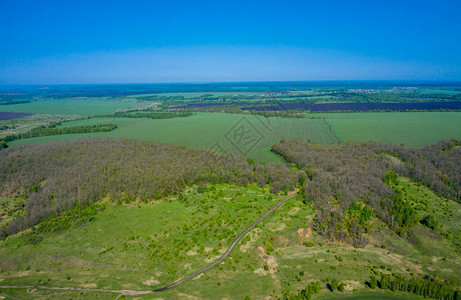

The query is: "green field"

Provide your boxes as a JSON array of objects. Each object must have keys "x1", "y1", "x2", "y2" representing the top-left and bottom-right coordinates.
[
  {"x1": 311, "y1": 112, "x2": 461, "y2": 146},
  {"x1": 9, "y1": 113, "x2": 337, "y2": 162},
  {"x1": 0, "y1": 98, "x2": 138, "y2": 115}
]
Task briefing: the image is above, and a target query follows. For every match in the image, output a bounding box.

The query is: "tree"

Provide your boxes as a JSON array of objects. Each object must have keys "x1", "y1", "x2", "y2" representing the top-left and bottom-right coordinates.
[
  {"x1": 330, "y1": 278, "x2": 339, "y2": 292},
  {"x1": 338, "y1": 282, "x2": 346, "y2": 292},
  {"x1": 369, "y1": 275, "x2": 378, "y2": 289},
  {"x1": 420, "y1": 214, "x2": 438, "y2": 230}
]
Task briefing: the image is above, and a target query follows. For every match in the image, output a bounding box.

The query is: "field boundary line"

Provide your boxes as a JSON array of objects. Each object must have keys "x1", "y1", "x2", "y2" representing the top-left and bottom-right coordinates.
[{"x1": 322, "y1": 118, "x2": 341, "y2": 145}]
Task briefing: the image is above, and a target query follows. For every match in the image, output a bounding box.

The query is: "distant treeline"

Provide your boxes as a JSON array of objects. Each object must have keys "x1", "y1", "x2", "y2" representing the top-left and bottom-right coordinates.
[
  {"x1": 0, "y1": 138, "x2": 297, "y2": 238},
  {"x1": 170, "y1": 101, "x2": 461, "y2": 114},
  {"x1": 0, "y1": 94, "x2": 32, "y2": 105},
  {"x1": 0, "y1": 123, "x2": 117, "y2": 149},
  {"x1": 273, "y1": 139, "x2": 461, "y2": 246},
  {"x1": 98, "y1": 111, "x2": 194, "y2": 119},
  {"x1": 242, "y1": 101, "x2": 461, "y2": 112},
  {"x1": 171, "y1": 104, "x2": 313, "y2": 118}
]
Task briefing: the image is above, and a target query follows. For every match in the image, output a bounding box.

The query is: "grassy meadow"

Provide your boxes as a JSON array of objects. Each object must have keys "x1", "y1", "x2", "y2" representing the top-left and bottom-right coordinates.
[
  {"x1": 1, "y1": 177, "x2": 460, "y2": 299},
  {"x1": 311, "y1": 112, "x2": 461, "y2": 146},
  {"x1": 9, "y1": 113, "x2": 337, "y2": 162}
]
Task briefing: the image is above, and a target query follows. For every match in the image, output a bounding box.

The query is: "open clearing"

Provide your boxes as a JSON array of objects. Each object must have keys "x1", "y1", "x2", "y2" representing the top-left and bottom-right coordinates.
[
  {"x1": 311, "y1": 112, "x2": 461, "y2": 146},
  {"x1": 9, "y1": 113, "x2": 337, "y2": 162}
]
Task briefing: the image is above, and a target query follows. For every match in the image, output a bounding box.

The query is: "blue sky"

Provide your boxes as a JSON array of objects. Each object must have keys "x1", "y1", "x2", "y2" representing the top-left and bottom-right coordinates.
[{"x1": 1, "y1": 0, "x2": 460, "y2": 84}]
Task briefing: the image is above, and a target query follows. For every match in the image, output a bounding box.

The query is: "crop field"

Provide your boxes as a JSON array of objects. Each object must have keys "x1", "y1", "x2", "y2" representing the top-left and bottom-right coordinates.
[
  {"x1": 1, "y1": 179, "x2": 458, "y2": 299},
  {"x1": 9, "y1": 113, "x2": 338, "y2": 162},
  {"x1": 311, "y1": 112, "x2": 461, "y2": 146},
  {"x1": 0, "y1": 98, "x2": 138, "y2": 115}
]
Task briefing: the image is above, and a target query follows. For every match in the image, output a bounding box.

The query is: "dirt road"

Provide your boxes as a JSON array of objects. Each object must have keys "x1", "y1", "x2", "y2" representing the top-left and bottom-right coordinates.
[{"x1": 0, "y1": 191, "x2": 299, "y2": 297}]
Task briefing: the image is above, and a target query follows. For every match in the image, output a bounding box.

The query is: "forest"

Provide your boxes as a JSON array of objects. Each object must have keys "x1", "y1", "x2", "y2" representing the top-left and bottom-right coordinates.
[
  {"x1": 272, "y1": 138, "x2": 461, "y2": 246},
  {"x1": 0, "y1": 138, "x2": 298, "y2": 239}
]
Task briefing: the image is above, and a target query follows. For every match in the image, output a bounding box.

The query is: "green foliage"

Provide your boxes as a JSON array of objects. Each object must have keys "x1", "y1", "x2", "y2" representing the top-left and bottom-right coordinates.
[
  {"x1": 384, "y1": 171, "x2": 399, "y2": 185},
  {"x1": 377, "y1": 273, "x2": 459, "y2": 300},
  {"x1": 37, "y1": 203, "x2": 105, "y2": 234},
  {"x1": 329, "y1": 278, "x2": 339, "y2": 291},
  {"x1": 390, "y1": 190, "x2": 418, "y2": 236},
  {"x1": 338, "y1": 282, "x2": 346, "y2": 292},
  {"x1": 283, "y1": 281, "x2": 321, "y2": 300},
  {"x1": 347, "y1": 201, "x2": 373, "y2": 230},
  {"x1": 303, "y1": 241, "x2": 316, "y2": 247},
  {"x1": 420, "y1": 214, "x2": 438, "y2": 230},
  {"x1": 369, "y1": 275, "x2": 378, "y2": 289}
]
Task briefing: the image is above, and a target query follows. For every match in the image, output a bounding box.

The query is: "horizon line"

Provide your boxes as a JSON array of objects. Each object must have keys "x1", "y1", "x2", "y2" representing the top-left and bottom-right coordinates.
[{"x1": 2, "y1": 79, "x2": 461, "y2": 87}]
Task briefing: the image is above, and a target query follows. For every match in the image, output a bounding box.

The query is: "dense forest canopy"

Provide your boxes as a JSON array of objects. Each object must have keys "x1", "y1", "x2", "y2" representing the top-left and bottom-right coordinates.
[{"x1": 0, "y1": 138, "x2": 298, "y2": 239}]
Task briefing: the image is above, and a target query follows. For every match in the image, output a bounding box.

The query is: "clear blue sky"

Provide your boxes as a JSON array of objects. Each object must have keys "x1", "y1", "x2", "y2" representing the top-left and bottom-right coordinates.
[{"x1": 1, "y1": 0, "x2": 460, "y2": 84}]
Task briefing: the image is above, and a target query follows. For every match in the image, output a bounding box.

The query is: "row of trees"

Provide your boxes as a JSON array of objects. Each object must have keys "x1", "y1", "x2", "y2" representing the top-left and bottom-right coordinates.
[
  {"x1": 272, "y1": 138, "x2": 461, "y2": 245},
  {"x1": 282, "y1": 281, "x2": 322, "y2": 300},
  {"x1": 0, "y1": 123, "x2": 117, "y2": 148},
  {"x1": 98, "y1": 111, "x2": 194, "y2": 119},
  {"x1": 370, "y1": 274, "x2": 460, "y2": 300},
  {"x1": 0, "y1": 138, "x2": 299, "y2": 239},
  {"x1": 173, "y1": 104, "x2": 313, "y2": 118}
]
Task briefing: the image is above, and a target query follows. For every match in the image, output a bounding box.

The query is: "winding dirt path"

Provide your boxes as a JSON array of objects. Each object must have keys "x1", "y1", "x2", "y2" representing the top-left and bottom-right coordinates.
[
  {"x1": 0, "y1": 191, "x2": 298, "y2": 297},
  {"x1": 152, "y1": 191, "x2": 298, "y2": 292}
]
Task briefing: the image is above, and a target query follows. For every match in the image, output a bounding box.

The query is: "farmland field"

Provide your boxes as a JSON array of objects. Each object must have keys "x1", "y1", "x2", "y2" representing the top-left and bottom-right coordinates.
[
  {"x1": 311, "y1": 112, "x2": 461, "y2": 146},
  {"x1": 9, "y1": 113, "x2": 337, "y2": 162},
  {"x1": 0, "y1": 98, "x2": 138, "y2": 115}
]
